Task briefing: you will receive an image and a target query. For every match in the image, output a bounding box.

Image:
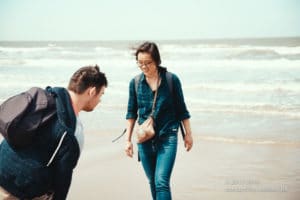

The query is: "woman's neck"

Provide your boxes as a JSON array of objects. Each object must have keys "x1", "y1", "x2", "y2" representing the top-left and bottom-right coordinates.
[{"x1": 145, "y1": 69, "x2": 159, "y2": 79}]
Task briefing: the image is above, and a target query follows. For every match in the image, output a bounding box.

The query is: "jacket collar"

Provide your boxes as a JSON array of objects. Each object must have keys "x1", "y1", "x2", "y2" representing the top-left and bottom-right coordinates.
[{"x1": 46, "y1": 87, "x2": 76, "y2": 133}]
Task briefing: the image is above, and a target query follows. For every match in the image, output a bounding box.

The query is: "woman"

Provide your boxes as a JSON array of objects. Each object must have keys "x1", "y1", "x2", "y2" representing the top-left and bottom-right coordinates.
[{"x1": 125, "y1": 41, "x2": 193, "y2": 200}]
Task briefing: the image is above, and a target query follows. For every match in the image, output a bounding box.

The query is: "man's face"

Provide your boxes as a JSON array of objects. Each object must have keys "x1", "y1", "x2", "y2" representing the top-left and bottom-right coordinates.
[{"x1": 83, "y1": 86, "x2": 105, "y2": 112}]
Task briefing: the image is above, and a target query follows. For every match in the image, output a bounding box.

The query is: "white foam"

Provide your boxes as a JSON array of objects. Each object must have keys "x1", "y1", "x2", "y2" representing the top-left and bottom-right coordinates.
[
  {"x1": 160, "y1": 43, "x2": 300, "y2": 57},
  {"x1": 188, "y1": 101, "x2": 300, "y2": 119},
  {"x1": 199, "y1": 135, "x2": 300, "y2": 146},
  {"x1": 184, "y1": 82, "x2": 300, "y2": 93}
]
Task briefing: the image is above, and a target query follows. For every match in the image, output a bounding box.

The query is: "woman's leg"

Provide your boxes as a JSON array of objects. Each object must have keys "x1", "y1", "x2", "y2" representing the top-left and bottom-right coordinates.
[
  {"x1": 138, "y1": 139, "x2": 158, "y2": 200},
  {"x1": 155, "y1": 134, "x2": 178, "y2": 200}
]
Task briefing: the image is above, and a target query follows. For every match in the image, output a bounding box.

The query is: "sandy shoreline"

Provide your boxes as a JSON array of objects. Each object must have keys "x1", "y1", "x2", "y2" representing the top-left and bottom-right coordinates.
[
  {"x1": 0, "y1": 133, "x2": 300, "y2": 200},
  {"x1": 1, "y1": 132, "x2": 299, "y2": 199},
  {"x1": 0, "y1": 132, "x2": 299, "y2": 199},
  {"x1": 67, "y1": 132, "x2": 300, "y2": 200}
]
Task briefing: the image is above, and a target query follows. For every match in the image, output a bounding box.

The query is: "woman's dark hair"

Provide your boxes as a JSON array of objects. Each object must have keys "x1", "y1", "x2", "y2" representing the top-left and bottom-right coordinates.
[
  {"x1": 135, "y1": 42, "x2": 161, "y2": 66},
  {"x1": 68, "y1": 65, "x2": 108, "y2": 94}
]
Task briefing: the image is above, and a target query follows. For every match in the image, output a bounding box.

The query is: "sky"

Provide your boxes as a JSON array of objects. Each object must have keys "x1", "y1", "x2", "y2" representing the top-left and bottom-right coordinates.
[{"x1": 0, "y1": 0, "x2": 299, "y2": 41}]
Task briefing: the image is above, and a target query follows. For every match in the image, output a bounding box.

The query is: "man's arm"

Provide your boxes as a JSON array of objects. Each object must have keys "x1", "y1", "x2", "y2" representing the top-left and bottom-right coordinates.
[{"x1": 52, "y1": 135, "x2": 80, "y2": 200}]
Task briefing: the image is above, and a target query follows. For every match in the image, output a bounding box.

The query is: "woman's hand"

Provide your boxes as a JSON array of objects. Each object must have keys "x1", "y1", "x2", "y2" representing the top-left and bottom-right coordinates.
[
  {"x1": 182, "y1": 119, "x2": 193, "y2": 151},
  {"x1": 124, "y1": 119, "x2": 136, "y2": 157},
  {"x1": 125, "y1": 141, "x2": 134, "y2": 157},
  {"x1": 184, "y1": 133, "x2": 193, "y2": 152}
]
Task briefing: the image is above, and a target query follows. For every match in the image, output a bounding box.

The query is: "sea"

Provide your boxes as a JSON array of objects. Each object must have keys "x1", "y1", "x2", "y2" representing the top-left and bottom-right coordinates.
[{"x1": 0, "y1": 38, "x2": 300, "y2": 145}]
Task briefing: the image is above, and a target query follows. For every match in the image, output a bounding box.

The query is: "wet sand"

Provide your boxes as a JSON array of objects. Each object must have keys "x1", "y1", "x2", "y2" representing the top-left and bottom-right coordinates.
[{"x1": 68, "y1": 132, "x2": 300, "y2": 200}]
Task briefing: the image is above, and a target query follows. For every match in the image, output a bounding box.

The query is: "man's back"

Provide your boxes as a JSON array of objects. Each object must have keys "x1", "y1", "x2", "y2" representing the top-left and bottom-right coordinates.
[
  {"x1": 0, "y1": 87, "x2": 80, "y2": 199},
  {"x1": 0, "y1": 117, "x2": 57, "y2": 197},
  {"x1": 0, "y1": 65, "x2": 108, "y2": 200}
]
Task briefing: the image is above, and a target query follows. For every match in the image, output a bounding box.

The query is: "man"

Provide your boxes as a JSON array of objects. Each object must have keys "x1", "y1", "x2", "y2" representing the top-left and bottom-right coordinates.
[{"x1": 0, "y1": 65, "x2": 107, "y2": 200}]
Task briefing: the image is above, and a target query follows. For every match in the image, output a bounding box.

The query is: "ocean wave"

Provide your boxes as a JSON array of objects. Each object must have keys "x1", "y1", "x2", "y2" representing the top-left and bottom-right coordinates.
[
  {"x1": 198, "y1": 135, "x2": 300, "y2": 146},
  {"x1": 0, "y1": 46, "x2": 48, "y2": 53},
  {"x1": 184, "y1": 82, "x2": 300, "y2": 93},
  {"x1": 0, "y1": 58, "x2": 135, "y2": 69},
  {"x1": 0, "y1": 45, "x2": 66, "y2": 53},
  {"x1": 94, "y1": 46, "x2": 127, "y2": 55},
  {"x1": 228, "y1": 49, "x2": 280, "y2": 60},
  {"x1": 0, "y1": 58, "x2": 101, "y2": 68},
  {"x1": 228, "y1": 49, "x2": 300, "y2": 60},
  {"x1": 1, "y1": 43, "x2": 300, "y2": 61},
  {"x1": 0, "y1": 46, "x2": 126, "y2": 61},
  {"x1": 189, "y1": 102, "x2": 300, "y2": 119},
  {"x1": 161, "y1": 44, "x2": 300, "y2": 60},
  {"x1": 78, "y1": 100, "x2": 300, "y2": 119},
  {"x1": 0, "y1": 58, "x2": 26, "y2": 65}
]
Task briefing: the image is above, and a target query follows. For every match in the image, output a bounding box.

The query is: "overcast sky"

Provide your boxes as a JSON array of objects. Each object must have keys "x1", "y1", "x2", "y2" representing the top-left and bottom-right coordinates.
[{"x1": 0, "y1": 0, "x2": 299, "y2": 41}]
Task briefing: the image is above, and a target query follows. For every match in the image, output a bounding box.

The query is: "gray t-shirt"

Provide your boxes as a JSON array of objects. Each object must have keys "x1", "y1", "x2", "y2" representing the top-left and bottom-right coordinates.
[{"x1": 74, "y1": 117, "x2": 84, "y2": 153}]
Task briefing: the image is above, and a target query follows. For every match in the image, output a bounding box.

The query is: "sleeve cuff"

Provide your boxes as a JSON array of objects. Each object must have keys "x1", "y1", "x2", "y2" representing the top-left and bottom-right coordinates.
[
  {"x1": 178, "y1": 113, "x2": 191, "y2": 121},
  {"x1": 126, "y1": 113, "x2": 138, "y2": 119}
]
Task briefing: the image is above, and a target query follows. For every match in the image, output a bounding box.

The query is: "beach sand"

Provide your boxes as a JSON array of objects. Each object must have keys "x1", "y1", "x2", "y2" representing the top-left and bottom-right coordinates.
[
  {"x1": 0, "y1": 133, "x2": 299, "y2": 200},
  {"x1": 67, "y1": 132, "x2": 300, "y2": 200}
]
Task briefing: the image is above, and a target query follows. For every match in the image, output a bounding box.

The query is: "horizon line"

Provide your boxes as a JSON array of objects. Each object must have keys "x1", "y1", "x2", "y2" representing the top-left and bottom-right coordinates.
[{"x1": 1, "y1": 36, "x2": 300, "y2": 43}]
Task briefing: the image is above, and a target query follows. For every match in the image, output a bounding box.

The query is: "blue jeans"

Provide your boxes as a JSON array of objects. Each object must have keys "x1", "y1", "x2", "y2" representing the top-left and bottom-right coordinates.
[{"x1": 138, "y1": 133, "x2": 178, "y2": 200}]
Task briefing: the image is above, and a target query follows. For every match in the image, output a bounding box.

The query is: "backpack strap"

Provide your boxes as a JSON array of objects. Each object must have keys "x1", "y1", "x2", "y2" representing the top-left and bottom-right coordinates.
[
  {"x1": 134, "y1": 73, "x2": 142, "y2": 95},
  {"x1": 165, "y1": 71, "x2": 173, "y2": 94},
  {"x1": 166, "y1": 71, "x2": 186, "y2": 139}
]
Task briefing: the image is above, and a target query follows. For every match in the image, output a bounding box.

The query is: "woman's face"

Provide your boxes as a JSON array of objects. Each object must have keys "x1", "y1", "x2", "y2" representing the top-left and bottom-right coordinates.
[{"x1": 137, "y1": 52, "x2": 157, "y2": 77}]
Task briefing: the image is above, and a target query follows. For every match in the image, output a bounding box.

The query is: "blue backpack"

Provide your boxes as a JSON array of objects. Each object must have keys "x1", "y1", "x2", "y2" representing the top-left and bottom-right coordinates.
[{"x1": 0, "y1": 87, "x2": 56, "y2": 148}]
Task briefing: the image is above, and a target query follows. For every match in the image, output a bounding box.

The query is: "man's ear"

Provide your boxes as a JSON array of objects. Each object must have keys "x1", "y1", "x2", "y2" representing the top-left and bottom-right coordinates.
[{"x1": 88, "y1": 87, "x2": 97, "y2": 97}]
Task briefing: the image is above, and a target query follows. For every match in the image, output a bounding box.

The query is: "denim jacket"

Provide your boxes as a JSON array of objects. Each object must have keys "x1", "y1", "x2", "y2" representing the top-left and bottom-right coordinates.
[
  {"x1": 0, "y1": 87, "x2": 80, "y2": 200},
  {"x1": 126, "y1": 68, "x2": 190, "y2": 136}
]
